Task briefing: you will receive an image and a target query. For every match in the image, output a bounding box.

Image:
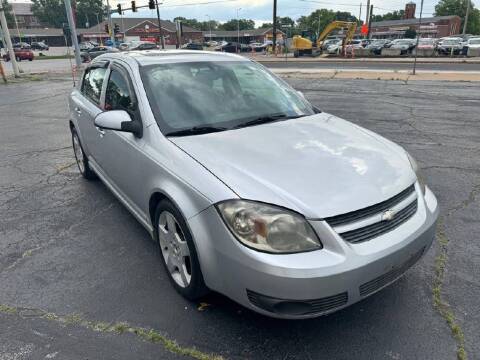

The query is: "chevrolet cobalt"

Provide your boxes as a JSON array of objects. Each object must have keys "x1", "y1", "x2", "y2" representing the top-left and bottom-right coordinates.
[{"x1": 69, "y1": 51, "x2": 439, "y2": 318}]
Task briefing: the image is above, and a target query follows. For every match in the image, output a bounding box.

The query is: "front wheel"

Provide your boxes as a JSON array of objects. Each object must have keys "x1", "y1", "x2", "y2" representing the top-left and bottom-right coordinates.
[{"x1": 154, "y1": 200, "x2": 208, "y2": 300}]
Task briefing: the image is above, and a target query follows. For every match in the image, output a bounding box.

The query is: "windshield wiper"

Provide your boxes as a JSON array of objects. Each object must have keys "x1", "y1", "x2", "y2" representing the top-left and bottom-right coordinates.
[
  {"x1": 234, "y1": 113, "x2": 306, "y2": 129},
  {"x1": 166, "y1": 126, "x2": 228, "y2": 137}
]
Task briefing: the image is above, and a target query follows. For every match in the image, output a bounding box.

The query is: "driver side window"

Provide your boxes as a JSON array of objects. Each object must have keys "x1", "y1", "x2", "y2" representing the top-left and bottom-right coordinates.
[{"x1": 105, "y1": 68, "x2": 135, "y2": 113}]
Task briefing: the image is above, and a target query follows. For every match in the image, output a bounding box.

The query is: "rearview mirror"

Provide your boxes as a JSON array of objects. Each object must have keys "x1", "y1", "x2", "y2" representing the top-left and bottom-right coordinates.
[{"x1": 94, "y1": 110, "x2": 142, "y2": 138}]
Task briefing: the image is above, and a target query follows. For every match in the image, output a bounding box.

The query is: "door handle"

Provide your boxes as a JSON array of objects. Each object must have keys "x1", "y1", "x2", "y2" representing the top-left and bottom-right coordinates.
[{"x1": 74, "y1": 107, "x2": 82, "y2": 115}]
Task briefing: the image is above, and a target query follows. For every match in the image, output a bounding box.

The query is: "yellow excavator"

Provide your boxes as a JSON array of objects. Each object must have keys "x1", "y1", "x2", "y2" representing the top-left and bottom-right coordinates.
[{"x1": 292, "y1": 21, "x2": 358, "y2": 57}]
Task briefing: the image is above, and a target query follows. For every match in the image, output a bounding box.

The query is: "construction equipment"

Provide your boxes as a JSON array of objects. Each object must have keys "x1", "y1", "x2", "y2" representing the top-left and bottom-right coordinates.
[{"x1": 292, "y1": 21, "x2": 358, "y2": 57}]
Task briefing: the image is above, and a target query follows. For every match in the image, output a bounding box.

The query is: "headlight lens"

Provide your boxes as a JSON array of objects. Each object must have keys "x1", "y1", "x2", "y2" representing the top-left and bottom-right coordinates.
[
  {"x1": 216, "y1": 200, "x2": 322, "y2": 254},
  {"x1": 407, "y1": 153, "x2": 426, "y2": 195}
]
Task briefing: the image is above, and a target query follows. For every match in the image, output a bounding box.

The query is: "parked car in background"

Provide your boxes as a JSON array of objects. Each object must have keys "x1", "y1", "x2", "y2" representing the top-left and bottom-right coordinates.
[
  {"x1": 13, "y1": 42, "x2": 31, "y2": 49},
  {"x1": 130, "y1": 41, "x2": 158, "y2": 51},
  {"x1": 215, "y1": 42, "x2": 248, "y2": 53},
  {"x1": 181, "y1": 43, "x2": 203, "y2": 50},
  {"x1": 3, "y1": 48, "x2": 34, "y2": 61},
  {"x1": 437, "y1": 37, "x2": 463, "y2": 55},
  {"x1": 79, "y1": 41, "x2": 96, "y2": 51},
  {"x1": 69, "y1": 50, "x2": 438, "y2": 319},
  {"x1": 462, "y1": 37, "x2": 480, "y2": 56},
  {"x1": 366, "y1": 39, "x2": 391, "y2": 55},
  {"x1": 80, "y1": 46, "x2": 119, "y2": 62},
  {"x1": 249, "y1": 42, "x2": 267, "y2": 52},
  {"x1": 322, "y1": 38, "x2": 341, "y2": 50},
  {"x1": 417, "y1": 38, "x2": 437, "y2": 50},
  {"x1": 31, "y1": 41, "x2": 49, "y2": 50},
  {"x1": 389, "y1": 39, "x2": 416, "y2": 55},
  {"x1": 206, "y1": 40, "x2": 218, "y2": 47},
  {"x1": 326, "y1": 39, "x2": 343, "y2": 54}
]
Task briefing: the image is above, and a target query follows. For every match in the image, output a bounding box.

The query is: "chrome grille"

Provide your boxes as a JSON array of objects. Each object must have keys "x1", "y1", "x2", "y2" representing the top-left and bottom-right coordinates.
[
  {"x1": 325, "y1": 185, "x2": 416, "y2": 227},
  {"x1": 359, "y1": 247, "x2": 425, "y2": 297}
]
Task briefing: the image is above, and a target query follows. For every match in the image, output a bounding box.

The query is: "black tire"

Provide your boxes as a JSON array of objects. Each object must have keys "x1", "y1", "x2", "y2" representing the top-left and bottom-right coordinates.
[
  {"x1": 154, "y1": 199, "x2": 208, "y2": 300},
  {"x1": 71, "y1": 127, "x2": 97, "y2": 180}
]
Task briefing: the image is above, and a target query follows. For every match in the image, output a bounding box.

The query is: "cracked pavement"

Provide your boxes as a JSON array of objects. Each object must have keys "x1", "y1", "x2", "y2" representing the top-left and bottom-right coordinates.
[{"x1": 0, "y1": 76, "x2": 479, "y2": 360}]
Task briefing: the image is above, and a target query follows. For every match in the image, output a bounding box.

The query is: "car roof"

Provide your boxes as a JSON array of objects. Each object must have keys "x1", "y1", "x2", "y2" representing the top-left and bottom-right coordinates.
[{"x1": 95, "y1": 49, "x2": 249, "y2": 67}]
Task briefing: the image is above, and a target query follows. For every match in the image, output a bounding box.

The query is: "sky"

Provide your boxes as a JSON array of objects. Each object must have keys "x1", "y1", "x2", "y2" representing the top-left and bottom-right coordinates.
[
  {"x1": 108, "y1": 0, "x2": 480, "y2": 26},
  {"x1": 8, "y1": 0, "x2": 480, "y2": 26}
]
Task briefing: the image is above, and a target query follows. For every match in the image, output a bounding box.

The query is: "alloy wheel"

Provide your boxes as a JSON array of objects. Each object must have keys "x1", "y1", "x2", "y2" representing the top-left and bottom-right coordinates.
[{"x1": 158, "y1": 211, "x2": 192, "y2": 288}]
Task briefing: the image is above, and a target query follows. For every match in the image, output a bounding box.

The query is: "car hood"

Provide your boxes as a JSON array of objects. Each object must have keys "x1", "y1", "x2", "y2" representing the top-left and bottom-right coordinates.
[{"x1": 170, "y1": 113, "x2": 416, "y2": 219}]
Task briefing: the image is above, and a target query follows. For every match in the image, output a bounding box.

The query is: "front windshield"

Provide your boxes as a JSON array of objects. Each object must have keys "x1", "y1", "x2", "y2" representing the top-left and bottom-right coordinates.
[{"x1": 140, "y1": 61, "x2": 315, "y2": 135}]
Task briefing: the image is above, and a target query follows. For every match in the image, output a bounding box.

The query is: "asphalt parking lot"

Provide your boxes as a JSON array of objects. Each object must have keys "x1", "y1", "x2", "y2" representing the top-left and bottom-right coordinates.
[{"x1": 0, "y1": 76, "x2": 479, "y2": 360}]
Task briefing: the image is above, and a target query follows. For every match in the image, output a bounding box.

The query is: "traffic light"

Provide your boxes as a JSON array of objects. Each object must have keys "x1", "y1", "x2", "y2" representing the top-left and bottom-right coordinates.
[
  {"x1": 117, "y1": 4, "x2": 122, "y2": 15},
  {"x1": 148, "y1": 0, "x2": 155, "y2": 10},
  {"x1": 104, "y1": 24, "x2": 109, "y2": 34},
  {"x1": 131, "y1": 0, "x2": 136, "y2": 12},
  {"x1": 114, "y1": 24, "x2": 120, "y2": 35}
]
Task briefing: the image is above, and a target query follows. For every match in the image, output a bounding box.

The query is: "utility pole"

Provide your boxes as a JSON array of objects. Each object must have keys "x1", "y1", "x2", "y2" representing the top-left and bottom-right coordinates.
[
  {"x1": 413, "y1": 0, "x2": 424, "y2": 75},
  {"x1": 205, "y1": 14, "x2": 212, "y2": 42},
  {"x1": 463, "y1": 0, "x2": 470, "y2": 34},
  {"x1": 106, "y1": 0, "x2": 115, "y2": 44},
  {"x1": 236, "y1": 7, "x2": 241, "y2": 52},
  {"x1": 365, "y1": 0, "x2": 370, "y2": 26},
  {"x1": 0, "y1": 5, "x2": 20, "y2": 77},
  {"x1": 367, "y1": 4, "x2": 373, "y2": 39},
  {"x1": 64, "y1": 0, "x2": 82, "y2": 67},
  {"x1": 272, "y1": 0, "x2": 277, "y2": 53},
  {"x1": 155, "y1": 0, "x2": 165, "y2": 49},
  {"x1": 359, "y1": 3, "x2": 362, "y2": 24}
]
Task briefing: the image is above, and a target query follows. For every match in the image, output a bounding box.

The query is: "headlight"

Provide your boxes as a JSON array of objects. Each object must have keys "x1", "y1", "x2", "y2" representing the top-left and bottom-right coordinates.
[
  {"x1": 407, "y1": 153, "x2": 426, "y2": 195},
  {"x1": 216, "y1": 200, "x2": 322, "y2": 254}
]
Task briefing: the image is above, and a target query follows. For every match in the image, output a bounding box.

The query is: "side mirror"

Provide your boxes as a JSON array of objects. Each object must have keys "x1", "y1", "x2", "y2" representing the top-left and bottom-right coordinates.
[{"x1": 94, "y1": 110, "x2": 142, "y2": 138}]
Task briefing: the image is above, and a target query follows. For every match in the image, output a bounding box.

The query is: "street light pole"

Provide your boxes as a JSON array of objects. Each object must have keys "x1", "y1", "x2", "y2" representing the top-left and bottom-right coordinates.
[
  {"x1": 463, "y1": 0, "x2": 470, "y2": 35},
  {"x1": 0, "y1": 5, "x2": 20, "y2": 77},
  {"x1": 413, "y1": 0, "x2": 424, "y2": 75},
  {"x1": 155, "y1": 0, "x2": 165, "y2": 49},
  {"x1": 236, "y1": 7, "x2": 241, "y2": 52},
  {"x1": 64, "y1": 0, "x2": 82, "y2": 67},
  {"x1": 205, "y1": 14, "x2": 212, "y2": 42},
  {"x1": 272, "y1": 0, "x2": 277, "y2": 53}
]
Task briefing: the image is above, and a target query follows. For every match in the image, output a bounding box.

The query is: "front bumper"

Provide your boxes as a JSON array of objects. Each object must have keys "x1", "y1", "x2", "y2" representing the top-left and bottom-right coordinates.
[{"x1": 188, "y1": 184, "x2": 439, "y2": 319}]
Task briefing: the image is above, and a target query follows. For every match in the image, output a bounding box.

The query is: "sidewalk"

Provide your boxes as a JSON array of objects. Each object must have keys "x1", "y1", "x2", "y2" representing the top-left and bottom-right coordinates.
[
  {"x1": 246, "y1": 53, "x2": 480, "y2": 64},
  {"x1": 271, "y1": 67, "x2": 480, "y2": 82}
]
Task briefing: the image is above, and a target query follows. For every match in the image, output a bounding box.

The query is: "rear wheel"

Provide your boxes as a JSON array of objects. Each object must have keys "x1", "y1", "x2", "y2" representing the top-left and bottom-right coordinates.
[
  {"x1": 71, "y1": 127, "x2": 96, "y2": 180},
  {"x1": 154, "y1": 200, "x2": 208, "y2": 300}
]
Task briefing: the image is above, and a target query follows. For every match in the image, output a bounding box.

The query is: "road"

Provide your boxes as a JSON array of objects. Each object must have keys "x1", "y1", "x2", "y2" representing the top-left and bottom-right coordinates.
[
  {"x1": 0, "y1": 76, "x2": 479, "y2": 360},
  {"x1": 2, "y1": 57, "x2": 480, "y2": 76}
]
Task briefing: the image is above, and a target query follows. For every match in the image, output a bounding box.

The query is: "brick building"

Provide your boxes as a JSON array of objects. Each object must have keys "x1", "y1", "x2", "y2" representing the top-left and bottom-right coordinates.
[
  {"x1": 81, "y1": 18, "x2": 203, "y2": 45},
  {"x1": 370, "y1": 15, "x2": 462, "y2": 39}
]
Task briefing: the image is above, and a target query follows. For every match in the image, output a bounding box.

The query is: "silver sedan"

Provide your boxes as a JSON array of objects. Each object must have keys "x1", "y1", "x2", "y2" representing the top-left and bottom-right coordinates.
[{"x1": 68, "y1": 50, "x2": 439, "y2": 319}]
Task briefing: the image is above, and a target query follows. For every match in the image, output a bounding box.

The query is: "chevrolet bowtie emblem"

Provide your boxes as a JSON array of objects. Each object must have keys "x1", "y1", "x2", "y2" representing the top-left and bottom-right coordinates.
[{"x1": 382, "y1": 209, "x2": 396, "y2": 221}]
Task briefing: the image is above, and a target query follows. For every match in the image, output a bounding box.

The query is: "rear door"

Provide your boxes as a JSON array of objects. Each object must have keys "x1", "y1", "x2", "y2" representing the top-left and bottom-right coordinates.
[{"x1": 73, "y1": 63, "x2": 108, "y2": 161}]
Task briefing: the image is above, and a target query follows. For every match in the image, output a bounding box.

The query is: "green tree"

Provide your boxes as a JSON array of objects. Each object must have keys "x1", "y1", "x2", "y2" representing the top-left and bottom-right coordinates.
[
  {"x1": 32, "y1": 0, "x2": 104, "y2": 28},
  {"x1": 435, "y1": 0, "x2": 480, "y2": 34},
  {"x1": 218, "y1": 18, "x2": 255, "y2": 31},
  {"x1": 372, "y1": 10, "x2": 405, "y2": 22},
  {"x1": 404, "y1": 28, "x2": 417, "y2": 38},
  {"x1": 296, "y1": 9, "x2": 358, "y2": 39},
  {"x1": 173, "y1": 17, "x2": 219, "y2": 31},
  {"x1": 1, "y1": 0, "x2": 14, "y2": 27}
]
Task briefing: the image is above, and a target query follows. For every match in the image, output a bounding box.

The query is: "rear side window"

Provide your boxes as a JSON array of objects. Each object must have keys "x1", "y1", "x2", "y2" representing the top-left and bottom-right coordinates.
[
  {"x1": 82, "y1": 67, "x2": 106, "y2": 105},
  {"x1": 104, "y1": 69, "x2": 135, "y2": 112}
]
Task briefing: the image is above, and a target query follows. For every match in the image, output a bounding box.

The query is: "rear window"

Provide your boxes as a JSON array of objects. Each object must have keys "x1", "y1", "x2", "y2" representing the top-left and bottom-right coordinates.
[{"x1": 82, "y1": 67, "x2": 106, "y2": 106}]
